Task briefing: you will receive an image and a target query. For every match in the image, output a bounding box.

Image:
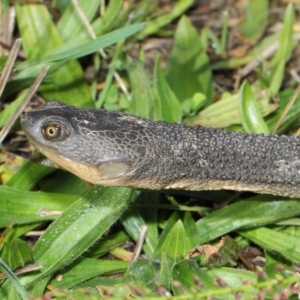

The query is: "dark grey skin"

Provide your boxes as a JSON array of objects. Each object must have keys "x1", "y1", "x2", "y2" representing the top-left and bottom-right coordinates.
[{"x1": 21, "y1": 101, "x2": 300, "y2": 197}]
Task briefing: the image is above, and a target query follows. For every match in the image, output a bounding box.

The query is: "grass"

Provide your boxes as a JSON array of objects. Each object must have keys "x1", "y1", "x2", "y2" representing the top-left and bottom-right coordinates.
[{"x1": 0, "y1": 1, "x2": 300, "y2": 299}]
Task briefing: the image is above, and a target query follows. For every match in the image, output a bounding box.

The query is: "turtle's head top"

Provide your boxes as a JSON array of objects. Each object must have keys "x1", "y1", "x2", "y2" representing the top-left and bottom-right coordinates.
[
  {"x1": 21, "y1": 101, "x2": 147, "y2": 185},
  {"x1": 21, "y1": 101, "x2": 79, "y2": 154}
]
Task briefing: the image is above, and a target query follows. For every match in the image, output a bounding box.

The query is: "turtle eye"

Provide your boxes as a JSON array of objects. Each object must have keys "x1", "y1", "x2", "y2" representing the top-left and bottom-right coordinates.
[{"x1": 42, "y1": 123, "x2": 66, "y2": 140}]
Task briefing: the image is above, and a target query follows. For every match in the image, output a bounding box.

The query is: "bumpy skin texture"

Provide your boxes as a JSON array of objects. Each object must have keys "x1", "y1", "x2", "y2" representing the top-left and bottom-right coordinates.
[{"x1": 21, "y1": 101, "x2": 300, "y2": 197}]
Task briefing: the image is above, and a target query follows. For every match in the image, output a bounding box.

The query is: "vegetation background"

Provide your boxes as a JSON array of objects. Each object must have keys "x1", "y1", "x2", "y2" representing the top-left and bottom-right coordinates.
[{"x1": 0, "y1": 0, "x2": 300, "y2": 299}]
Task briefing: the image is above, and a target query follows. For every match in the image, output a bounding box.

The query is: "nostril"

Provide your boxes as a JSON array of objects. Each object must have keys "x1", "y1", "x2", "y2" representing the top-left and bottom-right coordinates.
[
  {"x1": 20, "y1": 113, "x2": 32, "y2": 128},
  {"x1": 20, "y1": 113, "x2": 27, "y2": 123}
]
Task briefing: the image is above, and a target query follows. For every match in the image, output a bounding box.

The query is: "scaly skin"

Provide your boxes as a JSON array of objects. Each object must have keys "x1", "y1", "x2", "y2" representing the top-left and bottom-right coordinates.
[{"x1": 21, "y1": 101, "x2": 300, "y2": 197}]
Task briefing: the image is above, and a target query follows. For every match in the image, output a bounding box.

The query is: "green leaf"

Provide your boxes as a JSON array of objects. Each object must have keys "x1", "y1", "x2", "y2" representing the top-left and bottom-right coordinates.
[
  {"x1": 0, "y1": 55, "x2": 8, "y2": 71},
  {"x1": 0, "y1": 185, "x2": 77, "y2": 228},
  {"x1": 122, "y1": 259, "x2": 159, "y2": 290},
  {"x1": 267, "y1": 89, "x2": 300, "y2": 134},
  {"x1": 57, "y1": 0, "x2": 99, "y2": 41},
  {"x1": 172, "y1": 259, "x2": 216, "y2": 293},
  {"x1": 15, "y1": 186, "x2": 132, "y2": 291},
  {"x1": 39, "y1": 170, "x2": 88, "y2": 195},
  {"x1": 153, "y1": 212, "x2": 181, "y2": 258},
  {"x1": 15, "y1": 2, "x2": 93, "y2": 107},
  {"x1": 269, "y1": 4, "x2": 295, "y2": 94},
  {"x1": 16, "y1": 23, "x2": 146, "y2": 70},
  {"x1": 5, "y1": 161, "x2": 55, "y2": 191},
  {"x1": 51, "y1": 258, "x2": 128, "y2": 289},
  {"x1": 181, "y1": 93, "x2": 207, "y2": 116},
  {"x1": 1, "y1": 238, "x2": 33, "y2": 271},
  {"x1": 211, "y1": 33, "x2": 279, "y2": 70},
  {"x1": 134, "y1": 192, "x2": 159, "y2": 252},
  {"x1": 0, "y1": 91, "x2": 26, "y2": 128},
  {"x1": 239, "y1": 0, "x2": 268, "y2": 43},
  {"x1": 158, "y1": 220, "x2": 191, "y2": 262},
  {"x1": 158, "y1": 251, "x2": 173, "y2": 289},
  {"x1": 183, "y1": 212, "x2": 199, "y2": 248},
  {"x1": 57, "y1": 0, "x2": 126, "y2": 50},
  {"x1": 68, "y1": 284, "x2": 131, "y2": 299},
  {"x1": 127, "y1": 61, "x2": 159, "y2": 120},
  {"x1": 240, "y1": 227, "x2": 300, "y2": 264},
  {"x1": 186, "y1": 91, "x2": 276, "y2": 128},
  {"x1": 97, "y1": 39, "x2": 125, "y2": 109},
  {"x1": 198, "y1": 236, "x2": 239, "y2": 267},
  {"x1": 166, "y1": 15, "x2": 214, "y2": 105},
  {"x1": 208, "y1": 267, "x2": 256, "y2": 287},
  {"x1": 26, "y1": 277, "x2": 49, "y2": 299},
  {"x1": 269, "y1": 60, "x2": 285, "y2": 95},
  {"x1": 154, "y1": 56, "x2": 182, "y2": 123},
  {"x1": 173, "y1": 261, "x2": 259, "y2": 299},
  {"x1": 196, "y1": 195, "x2": 300, "y2": 244},
  {"x1": 0, "y1": 259, "x2": 29, "y2": 300},
  {"x1": 121, "y1": 200, "x2": 157, "y2": 258},
  {"x1": 139, "y1": 0, "x2": 193, "y2": 38},
  {"x1": 191, "y1": 93, "x2": 207, "y2": 111},
  {"x1": 271, "y1": 3, "x2": 295, "y2": 69},
  {"x1": 239, "y1": 81, "x2": 270, "y2": 134},
  {"x1": 92, "y1": 0, "x2": 125, "y2": 34},
  {"x1": 86, "y1": 231, "x2": 130, "y2": 258}
]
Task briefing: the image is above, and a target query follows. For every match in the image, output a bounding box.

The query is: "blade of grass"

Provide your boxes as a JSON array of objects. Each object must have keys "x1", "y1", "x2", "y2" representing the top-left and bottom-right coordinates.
[
  {"x1": 121, "y1": 204, "x2": 157, "y2": 258},
  {"x1": 271, "y1": 3, "x2": 295, "y2": 69},
  {"x1": 272, "y1": 84, "x2": 300, "y2": 133},
  {"x1": 57, "y1": 0, "x2": 126, "y2": 50},
  {"x1": 157, "y1": 220, "x2": 191, "y2": 263},
  {"x1": 96, "y1": 38, "x2": 126, "y2": 108},
  {"x1": 220, "y1": 11, "x2": 229, "y2": 53},
  {"x1": 0, "y1": 259, "x2": 29, "y2": 300},
  {"x1": 57, "y1": 0, "x2": 99, "y2": 41},
  {"x1": 240, "y1": 227, "x2": 300, "y2": 263},
  {"x1": 5, "y1": 161, "x2": 55, "y2": 191},
  {"x1": 0, "y1": 185, "x2": 77, "y2": 227},
  {"x1": 185, "y1": 91, "x2": 276, "y2": 128},
  {"x1": 196, "y1": 196, "x2": 300, "y2": 244},
  {"x1": 16, "y1": 23, "x2": 146, "y2": 70},
  {"x1": 17, "y1": 186, "x2": 132, "y2": 291},
  {"x1": 139, "y1": 0, "x2": 193, "y2": 38},
  {"x1": 166, "y1": 16, "x2": 214, "y2": 105},
  {"x1": 71, "y1": 0, "x2": 130, "y2": 99},
  {"x1": 154, "y1": 56, "x2": 182, "y2": 123},
  {"x1": 127, "y1": 61, "x2": 158, "y2": 120},
  {"x1": 238, "y1": 0, "x2": 268, "y2": 43},
  {"x1": 0, "y1": 90, "x2": 26, "y2": 128},
  {"x1": 0, "y1": 65, "x2": 48, "y2": 143},
  {"x1": 269, "y1": 4, "x2": 295, "y2": 94},
  {"x1": 239, "y1": 81, "x2": 270, "y2": 134},
  {"x1": 50, "y1": 258, "x2": 128, "y2": 289},
  {"x1": 0, "y1": 38, "x2": 21, "y2": 100}
]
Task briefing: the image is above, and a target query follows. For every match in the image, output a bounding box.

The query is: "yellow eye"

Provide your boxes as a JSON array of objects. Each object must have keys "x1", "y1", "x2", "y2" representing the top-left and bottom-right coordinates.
[{"x1": 42, "y1": 124, "x2": 61, "y2": 139}]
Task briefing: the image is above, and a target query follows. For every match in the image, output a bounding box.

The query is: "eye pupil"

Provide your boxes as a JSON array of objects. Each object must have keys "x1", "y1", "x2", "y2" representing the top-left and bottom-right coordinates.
[
  {"x1": 42, "y1": 123, "x2": 62, "y2": 140},
  {"x1": 48, "y1": 128, "x2": 55, "y2": 135}
]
